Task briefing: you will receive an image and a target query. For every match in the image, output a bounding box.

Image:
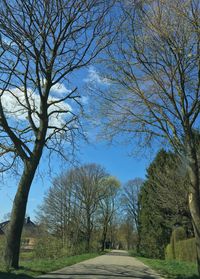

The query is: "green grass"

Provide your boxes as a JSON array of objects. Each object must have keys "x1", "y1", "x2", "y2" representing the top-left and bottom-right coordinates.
[
  {"x1": 19, "y1": 251, "x2": 35, "y2": 261},
  {"x1": 0, "y1": 252, "x2": 100, "y2": 279},
  {"x1": 137, "y1": 257, "x2": 198, "y2": 279}
]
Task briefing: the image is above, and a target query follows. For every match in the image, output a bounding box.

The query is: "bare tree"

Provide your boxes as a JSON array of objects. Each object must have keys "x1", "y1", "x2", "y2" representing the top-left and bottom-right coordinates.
[
  {"x1": 92, "y1": 0, "x2": 200, "y2": 273},
  {"x1": 36, "y1": 172, "x2": 78, "y2": 247},
  {"x1": 69, "y1": 163, "x2": 108, "y2": 251},
  {"x1": 37, "y1": 166, "x2": 120, "y2": 252},
  {"x1": 0, "y1": 0, "x2": 115, "y2": 268},
  {"x1": 98, "y1": 176, "x2": 120, "y2": 251},
  {"x1": 121, "y1": 178, "x2": 143, "y2": 233}
]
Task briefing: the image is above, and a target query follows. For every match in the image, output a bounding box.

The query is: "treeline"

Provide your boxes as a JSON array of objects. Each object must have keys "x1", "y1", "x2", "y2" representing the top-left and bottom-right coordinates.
[
  {"x1": 36, "y1": 164, "x2": 144, "y2": 255},
  {"x1": 36, "y1": 149, "x2": 193, "y2": 258},
  {"x1": 36, "y1": 164, "x2": 121, "y2": 254}
]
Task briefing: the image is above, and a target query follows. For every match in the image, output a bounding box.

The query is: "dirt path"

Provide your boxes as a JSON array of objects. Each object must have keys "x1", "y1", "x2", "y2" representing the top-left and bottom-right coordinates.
[{"x1": 38, "y1": 250, "x2": 164, "y2": 279}]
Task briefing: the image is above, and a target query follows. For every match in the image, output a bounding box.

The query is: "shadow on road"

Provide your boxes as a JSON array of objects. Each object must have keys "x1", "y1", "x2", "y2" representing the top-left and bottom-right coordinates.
[
  {"x1": 38, "y1": 275, "x2": 155, "y2": 279},
  {"x1": 0, "y1": 271, "x2": 33, "y2": 279},
  {"x1": 164, "y1": 276, "x2": 199, "y2": 279},
  {"x1": 38, "y1": 263, "x2": 162, "y2": 279}
]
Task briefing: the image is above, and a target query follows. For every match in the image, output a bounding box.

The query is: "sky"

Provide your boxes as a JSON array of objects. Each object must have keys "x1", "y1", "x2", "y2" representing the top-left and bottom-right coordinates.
[
  {"x1": 0, "y1": 140, "x2": 151, "y2": 222},
  {"x1": 0, "y1": 67, "x2": 154, "y2": 223}
]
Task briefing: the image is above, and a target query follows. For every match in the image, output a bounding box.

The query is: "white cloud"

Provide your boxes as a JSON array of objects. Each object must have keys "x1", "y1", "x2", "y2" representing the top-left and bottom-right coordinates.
[
  {"x1": 84, "y1": 66, "x2": 110, "y2": 85},
  {"x1": 1, "y1": 87, "x2": 72, "y2": 132},
  {"x1": 51, "y1": 82, "x2": 71, "y2": 95},
  {"x1": 81, "y1": 96, "x2": 89, "y2": 105},
  {"x1": 47, "y1": 96, "x2": 72, "y2": 128},
  {"x1": 1, "y1": 87, "x2": 37, "y2": 121}
]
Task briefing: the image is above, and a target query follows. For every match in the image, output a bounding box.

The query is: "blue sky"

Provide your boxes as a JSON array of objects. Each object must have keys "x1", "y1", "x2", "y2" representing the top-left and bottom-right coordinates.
[
  {"x1": 0, "y1": 66, "x2": 154, "y2": 222},
  {"x1": 0, "y1": 140, "x2": 151, "y2": 222}
]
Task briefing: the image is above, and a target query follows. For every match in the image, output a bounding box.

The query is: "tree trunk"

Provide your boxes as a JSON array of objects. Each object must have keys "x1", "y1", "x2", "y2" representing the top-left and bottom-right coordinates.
[
  {"x1": 101, "y1": 234, "x2": 106, "y2": 251},
  {"x1": 86, "y1": 213, "x2": 91, "y2": 252},
  {"x1": 101, "y1": 223, "x2": 108, "y2": 251},
  {"x1": 186, "y1": 145, "x2": 200, "y2": 275},
  {"x1": 4, "y1": 160, "x2": 39, "y2": 269},
  {"x1": 86, "y1": 232, "x2": 91, "y2": 252}
]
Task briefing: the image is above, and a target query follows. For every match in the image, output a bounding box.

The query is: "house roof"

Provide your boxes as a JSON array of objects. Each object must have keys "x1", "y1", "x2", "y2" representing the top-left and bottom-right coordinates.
[
  {"x1": 0, "y1": 220, "x2": 9, "y2": 232},
  {"x1": 0, "y1": 217, "x2": 37, "y2": 234}
]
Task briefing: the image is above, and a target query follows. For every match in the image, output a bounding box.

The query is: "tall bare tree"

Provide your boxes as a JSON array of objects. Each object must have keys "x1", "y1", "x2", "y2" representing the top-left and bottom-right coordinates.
[
  {"x1": 37, "y1": 169, "x2": 120, "y2": 252},
  {"x1": 0, "y1": 0, "x2": 114, "y2": 268},
  {"x1": 92, "y1": 0, "x2": 200, "y2": 273},
  {"x1": 69, "y1": 163, "x2": 108, "y2": 251},
  {"x1": 98, "y1": 176, "x2": 120, "y2": 251},
  {"x1": 36, "y1": 172, "x2": 79, "y2": 247},
  {"x1": 121, "y1": 178, "x2": 143, "y2": 233}
]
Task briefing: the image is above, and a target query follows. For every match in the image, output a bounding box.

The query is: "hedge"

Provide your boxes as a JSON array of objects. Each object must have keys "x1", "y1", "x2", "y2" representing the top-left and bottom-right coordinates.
[{"x1": 165, "y1": 237, "x2": 196, "y2": 263}]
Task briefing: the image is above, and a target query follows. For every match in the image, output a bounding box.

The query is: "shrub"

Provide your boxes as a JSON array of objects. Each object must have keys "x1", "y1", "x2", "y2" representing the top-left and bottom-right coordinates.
[
  {"x1": 168, "y1": 227, "x2": 187, "y2": 260},
  {"x1": 172, "y1": 227, "x2": 187, "y2": 242},
  {"x1": 165, "y1": 243, "x2": 174, "y2": 260},
  {"x1": 69, "y1": 242, "x2": 87, "y2": 255},
  {"x1": 175, "y1": 238, "x2": 196, "y2": 263},
  {"x1": 165, "y1": 237, "x2": 196, "y2": 263},
  {"x1": 34, "y1": 236, "x2": 63, "y2": 259}
]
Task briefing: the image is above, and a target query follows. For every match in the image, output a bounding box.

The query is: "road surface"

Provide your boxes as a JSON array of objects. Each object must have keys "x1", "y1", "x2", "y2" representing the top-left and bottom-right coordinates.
[{"x1": 38, "y1": 250, "x2": 164, "y2": 279}]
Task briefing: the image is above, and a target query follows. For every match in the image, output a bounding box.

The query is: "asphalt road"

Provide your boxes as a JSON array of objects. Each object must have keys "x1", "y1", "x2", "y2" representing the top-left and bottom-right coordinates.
[{"x1": 38, "y1": 250, "x2": 164, "y2": 279}]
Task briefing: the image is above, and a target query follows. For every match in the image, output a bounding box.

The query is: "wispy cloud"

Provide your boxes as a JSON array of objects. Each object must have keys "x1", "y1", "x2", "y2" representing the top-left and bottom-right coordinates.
[
  {"x1": 51, "y1": 82, "x2": 71, "y2": 95},
  {"x1": 84, "y1": 66, "x2": 110, "y2": 85},
  {"x1": 81, "y1": 96, "x2": 89, "y2": 105}
]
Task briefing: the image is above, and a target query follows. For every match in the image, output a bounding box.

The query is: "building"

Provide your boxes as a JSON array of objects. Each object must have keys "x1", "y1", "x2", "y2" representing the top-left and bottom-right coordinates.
[{"x1": 0, "y1": 217, "x2": 38, "y2": 250}]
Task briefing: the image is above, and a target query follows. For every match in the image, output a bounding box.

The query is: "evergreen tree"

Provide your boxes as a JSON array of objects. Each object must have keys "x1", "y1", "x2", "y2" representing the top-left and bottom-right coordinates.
[{"x1": 139, "y1": 150, "x2": 192, "y2": 258}]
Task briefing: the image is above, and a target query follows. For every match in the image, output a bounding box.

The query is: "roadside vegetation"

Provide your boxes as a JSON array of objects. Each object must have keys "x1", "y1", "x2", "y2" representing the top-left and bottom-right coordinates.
[
  {"x1": 0, "y1": 233, "x2": 104, "y2": 278},
  {"x1": 137, "y1": 257, "x2": 198, "y2": 279},
  {"x1": 0, "y1": 251, "x2": 101, "y2": 278},
  {"x1": 1, "y1": 151, "x2": 198, "y2": 278}
]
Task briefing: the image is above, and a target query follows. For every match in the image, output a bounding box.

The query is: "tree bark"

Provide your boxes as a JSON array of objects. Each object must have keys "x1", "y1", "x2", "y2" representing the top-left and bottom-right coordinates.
[
  {"x1": 86, "y1": 212, "x2": 91, "y2": 252},
  {"x1": 186, "y1": 144, "x2": 200, "y2": 274},
  {"x1": 101, "y1": 222, "x2": 108, "y2": 251},
  {"x1": 4, "y1": 160, "x2": 40, "y2": 269}
]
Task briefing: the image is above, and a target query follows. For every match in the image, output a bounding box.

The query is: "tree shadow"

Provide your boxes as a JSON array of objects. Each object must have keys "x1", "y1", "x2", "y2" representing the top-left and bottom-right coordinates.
[
  {"x1": 37, "y1": 263, "x2": 163, "y2": 278},
  {"x1": 0, "y1": 271, "x2": 34, "y2": 279},
  {"x1": 167, "y1": 275, "x2": 199, "y2": 279},
  {"x1": 38, "y1": 274, "x2": 158, "y2": 279}
]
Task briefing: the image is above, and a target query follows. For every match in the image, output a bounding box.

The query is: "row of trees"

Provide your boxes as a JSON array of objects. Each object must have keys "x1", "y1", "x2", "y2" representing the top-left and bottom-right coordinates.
[
  {"x1": 1, "y1": 150, "x2": 194, "y2": 261},
  {"x1": 36, "y1": 163, "x2": 145, "y2": 253},
  {"x1": 36, "y1": 149, "x2": 194, "y2": 259},
  {"x1": 37, "y1": 164, "x2": 120, "y2": 252}
]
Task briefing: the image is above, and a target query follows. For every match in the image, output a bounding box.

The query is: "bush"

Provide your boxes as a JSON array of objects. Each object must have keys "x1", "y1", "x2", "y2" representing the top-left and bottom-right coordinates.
[
  {"x1": 175, "y1": 238, "x2": 196, "y2": 263},
  {"x1": 65, "y1": 242, "x2": 86, "y2": 256},
  {"x1": 167, "y1": 227, "x2": 187, "y2": 260},
  {"x1": 34, "y1": 236, "x2": 63, "y2": 259},
  {"x1": 165, "y1": 237, "x2": 196, "y2": 263},
  {"x1": 165, "y1": 243, "x2": 174, "y2": 260},
  {"x1": 172, "y1": 227, "x2": 187, "y2": 242}
]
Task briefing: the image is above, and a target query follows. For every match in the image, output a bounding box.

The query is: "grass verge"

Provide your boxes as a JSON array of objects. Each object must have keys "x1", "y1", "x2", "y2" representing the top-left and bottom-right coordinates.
[
  {"x1": 137, "y1": 257, "x2": 198, "y2": 279},
  {"x1": 0, "y1": 252, "x2": 100, "y2": 279}
]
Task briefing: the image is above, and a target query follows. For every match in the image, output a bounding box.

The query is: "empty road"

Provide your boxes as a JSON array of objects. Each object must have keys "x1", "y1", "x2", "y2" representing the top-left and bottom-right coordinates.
[{"x1": 38, "y1": 250, "x2": 163, "y2": 279}]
